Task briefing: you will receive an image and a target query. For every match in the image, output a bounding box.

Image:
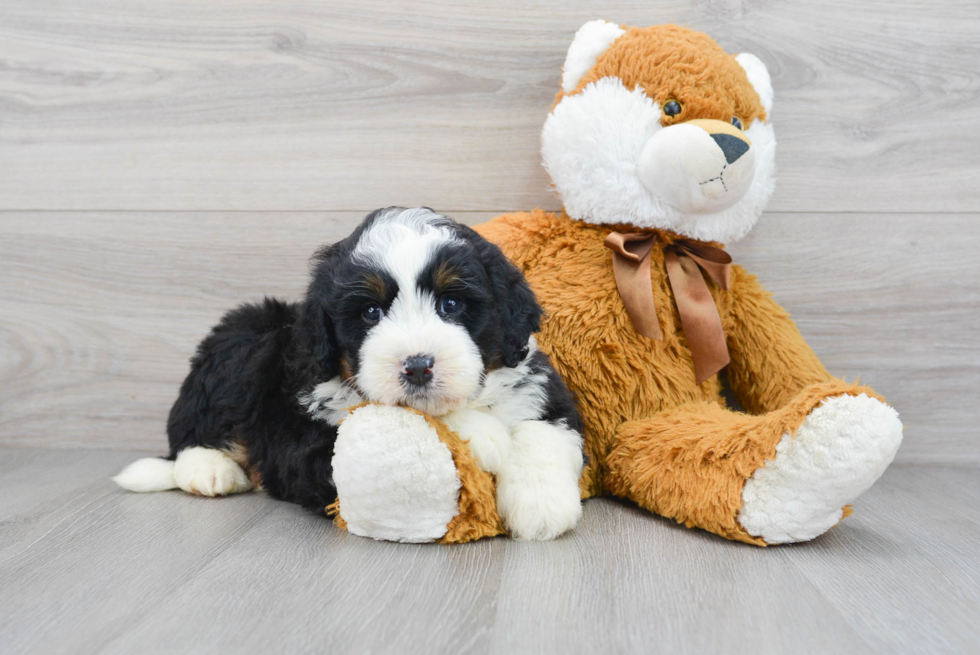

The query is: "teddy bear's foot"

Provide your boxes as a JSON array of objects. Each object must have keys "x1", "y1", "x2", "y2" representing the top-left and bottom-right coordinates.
[
  {"x1": 173, "y1": 446, "x2": 253, "y2": 497},
  {"x1": 495, "y1": 421, "x2": 584, "y2": 541},
  {"x1": 737, "y1": 393, "x2": 902, "y2": 544},
  {"x1": 333, "y1": 404, "x2": 462, "y2": 543}
]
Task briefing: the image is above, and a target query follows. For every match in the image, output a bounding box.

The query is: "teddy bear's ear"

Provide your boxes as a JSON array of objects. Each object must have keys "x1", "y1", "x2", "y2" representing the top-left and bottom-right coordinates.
[
  {"x1": 561, "y1": 20, "x2": 626, "y2": 93},
  {"x1": 735, "y1": 53, "x2": 773, "y2": 115}
]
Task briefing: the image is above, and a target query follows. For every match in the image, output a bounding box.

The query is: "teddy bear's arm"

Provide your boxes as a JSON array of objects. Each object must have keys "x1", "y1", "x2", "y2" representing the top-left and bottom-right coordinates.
[{"x1": 723, "y1": 265, "x2": 836, "y2": 414}]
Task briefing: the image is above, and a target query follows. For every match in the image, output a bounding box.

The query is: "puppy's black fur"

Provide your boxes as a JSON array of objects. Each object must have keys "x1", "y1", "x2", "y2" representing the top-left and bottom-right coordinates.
[{"x1": 166, "y1": 208, "x2": 580, "y2": 512}]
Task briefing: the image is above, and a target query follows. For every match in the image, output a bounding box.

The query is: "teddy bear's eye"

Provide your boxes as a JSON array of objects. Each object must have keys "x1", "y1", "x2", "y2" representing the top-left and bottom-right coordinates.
[
  {"x1": 731, "y1": 116, "x2": 744, "y2": 130},
  {"x1": 663, "y1": 100, "x2": 682, "y2": 117}
]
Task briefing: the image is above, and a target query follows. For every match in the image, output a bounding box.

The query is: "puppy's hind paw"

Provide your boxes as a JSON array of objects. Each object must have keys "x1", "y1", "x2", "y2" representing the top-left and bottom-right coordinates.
[{"x1": 173, "y1": 447, "x2": 253, "y2": 497}]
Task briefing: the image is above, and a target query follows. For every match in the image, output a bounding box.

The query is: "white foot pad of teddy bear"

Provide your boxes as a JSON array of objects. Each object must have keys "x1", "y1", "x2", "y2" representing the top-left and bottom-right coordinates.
[
  {"x1": 332, "y1": 404, "x2": 462, "y2": 543},
  {"x1": 738, "y1": 393, "x2": 903, "y2": 544}
]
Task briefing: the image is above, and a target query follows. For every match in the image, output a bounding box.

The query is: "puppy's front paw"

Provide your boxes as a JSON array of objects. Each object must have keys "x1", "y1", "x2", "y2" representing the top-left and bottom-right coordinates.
[
  {"x1": 443, "y1": 408, "x2": 511, "y2": 474},
  {"x1": 495, "y1": 421, "x2": 584, "y2": 541},
  {"x1": 173, "y1": 447, "x2": 252, "y2": 497}
]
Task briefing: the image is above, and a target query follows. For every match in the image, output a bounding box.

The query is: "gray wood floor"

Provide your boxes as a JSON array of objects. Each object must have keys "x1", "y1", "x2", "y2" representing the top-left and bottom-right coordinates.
[{"x1": 0, "y1": 448, "x2": 977, "y2": 655}]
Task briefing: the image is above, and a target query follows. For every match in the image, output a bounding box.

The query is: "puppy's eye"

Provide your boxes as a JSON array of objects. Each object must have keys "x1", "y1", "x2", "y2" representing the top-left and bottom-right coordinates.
[
  {"x1": 362, "y1": 304, "x2": 384, "y2": 324},
  {"x1": 663, "y1": 100, "x2": 682, "y2": 117},
  {"x1": 438, "y1": 296, "x2": 463, "y2": 316},
  {"x1": 731, "y1": 116, "x2": 744, "y2": 130}
]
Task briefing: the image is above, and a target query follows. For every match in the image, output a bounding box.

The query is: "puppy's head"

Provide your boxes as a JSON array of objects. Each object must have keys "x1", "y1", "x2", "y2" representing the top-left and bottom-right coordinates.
[{"x1": 297, "y1": 207, "x2": 541, "y2": 416}]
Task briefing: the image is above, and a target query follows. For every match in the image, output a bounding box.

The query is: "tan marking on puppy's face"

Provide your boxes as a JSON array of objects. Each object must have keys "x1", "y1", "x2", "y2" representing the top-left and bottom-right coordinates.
[
  {"x1": 362, "y1": 272, "x2": 390, "y2": 301},
  {"x1": 434, "y1": 261, "x2": 460, "y2": 291}
]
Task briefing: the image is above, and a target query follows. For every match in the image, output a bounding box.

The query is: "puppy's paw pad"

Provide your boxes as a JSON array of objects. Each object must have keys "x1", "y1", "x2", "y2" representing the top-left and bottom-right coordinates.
[
  {"x1": 174, "y1": 447, "x2": 252, "y2": 497},
  {"x1": 739, "y1": 393, "x2": 902, "y2": 543}
]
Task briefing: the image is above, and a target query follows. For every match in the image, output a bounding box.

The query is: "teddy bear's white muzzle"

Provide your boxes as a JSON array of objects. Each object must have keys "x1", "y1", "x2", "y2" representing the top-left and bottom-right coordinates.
[{"x1": 637, "y1": 120, "x2": 756, "y2": 215}]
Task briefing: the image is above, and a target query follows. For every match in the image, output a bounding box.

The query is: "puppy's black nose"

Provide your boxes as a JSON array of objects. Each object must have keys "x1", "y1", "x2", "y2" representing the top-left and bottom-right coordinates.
[
  {"x1": 711, "y1": 133, "x2": 750, "y2": 164},
  {"x1": 402, "y1": 355, "x2": 434, "y2": 387}
]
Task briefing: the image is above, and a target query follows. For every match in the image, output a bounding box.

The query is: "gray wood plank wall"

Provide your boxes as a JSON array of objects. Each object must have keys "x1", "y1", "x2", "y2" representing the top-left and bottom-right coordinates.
[{"x1": 1, "y1": 1, "x2": 978, "y2": 463}]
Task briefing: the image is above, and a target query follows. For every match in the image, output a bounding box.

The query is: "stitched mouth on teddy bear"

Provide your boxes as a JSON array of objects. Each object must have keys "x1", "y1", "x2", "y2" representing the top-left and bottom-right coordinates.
[
  {"x1": 699, "y1": 163, "x2": 729, "y2": 195},
  {"x1": 637, "y1": 119, "x2": 755, "y2": 214}
]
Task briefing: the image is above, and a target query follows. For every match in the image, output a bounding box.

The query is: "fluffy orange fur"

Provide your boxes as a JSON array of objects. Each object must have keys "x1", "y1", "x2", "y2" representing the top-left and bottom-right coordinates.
[
  {"x1": 337, "y1": 23, "x2": 887, "y2": 546},
  {"x1": 557, "y1": 24, "x2": 767, "y2": 128},
  {"x1": 475, "y1": 212, "x2": 881, "y2": 545},
  {"x1": 429, "y1": 413, "x2": 506, "y2": 543}
]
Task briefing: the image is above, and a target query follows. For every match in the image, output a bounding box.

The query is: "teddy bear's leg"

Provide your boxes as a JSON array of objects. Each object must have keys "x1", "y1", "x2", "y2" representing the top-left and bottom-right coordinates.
[
  {"x1": 737, "y1": 392, "x2": 902, "y2": 543},
  {"x1": 332, "y1": 405, "x2": 463, "y2": 542},
  {"x1": 331, "y1": 404, "x2": 504, "y2": 543},
  {"x1": 604, "y1": 382, "x2": 902, "y2": 545}
]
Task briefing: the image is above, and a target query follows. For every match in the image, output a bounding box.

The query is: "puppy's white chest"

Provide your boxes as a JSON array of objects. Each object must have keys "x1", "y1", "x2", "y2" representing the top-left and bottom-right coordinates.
[{"x1": 332, "y1": 404, "x2": 461, "y2": 543}]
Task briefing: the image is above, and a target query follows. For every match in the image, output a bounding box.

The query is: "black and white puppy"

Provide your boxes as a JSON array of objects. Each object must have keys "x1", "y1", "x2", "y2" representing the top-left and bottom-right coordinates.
[{"x1": 114, "y1": 207, "x2": 585, "y2": 540}]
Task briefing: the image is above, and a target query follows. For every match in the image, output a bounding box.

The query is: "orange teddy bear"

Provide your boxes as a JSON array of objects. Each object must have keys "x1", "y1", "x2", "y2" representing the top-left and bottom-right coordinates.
[
  {"x1": 325, "y1": 21, "x2": 903, "y2": 546},
  {"x1": 475, "y1": 21, "x2": 904, "y2": 545}
]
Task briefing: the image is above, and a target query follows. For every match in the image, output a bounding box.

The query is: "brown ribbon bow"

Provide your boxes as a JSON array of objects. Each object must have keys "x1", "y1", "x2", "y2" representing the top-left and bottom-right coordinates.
[{"x1": 604, "y1": 231, "x2": 733, "y2": 385}]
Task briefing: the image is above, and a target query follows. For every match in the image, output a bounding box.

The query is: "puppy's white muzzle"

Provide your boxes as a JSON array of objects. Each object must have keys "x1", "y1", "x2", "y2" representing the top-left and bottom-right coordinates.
[
  {"x1": 356, "y1": 292, "x2": 483, "y2": 417},
  {"x1": 637, "y1": 119, "x2": 755, "y2": 215}
]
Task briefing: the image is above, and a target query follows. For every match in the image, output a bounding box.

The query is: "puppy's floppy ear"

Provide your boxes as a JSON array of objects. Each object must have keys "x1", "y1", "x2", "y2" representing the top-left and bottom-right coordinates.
[
  {"x1": 295, "y1": 297, "x2": 337, "y2": 379},
  {"x1": 463, "y1": 226, "x2": 542, "y2": 367},
  {"x1": 293, "y1": 244, "x2": 342, "y2": 381}
]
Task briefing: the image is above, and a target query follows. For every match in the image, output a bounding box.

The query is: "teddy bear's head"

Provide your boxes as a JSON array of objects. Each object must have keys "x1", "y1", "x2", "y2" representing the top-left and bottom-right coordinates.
[{"x1": 542, "y1": 21, "x2": 776, "y2": 243}]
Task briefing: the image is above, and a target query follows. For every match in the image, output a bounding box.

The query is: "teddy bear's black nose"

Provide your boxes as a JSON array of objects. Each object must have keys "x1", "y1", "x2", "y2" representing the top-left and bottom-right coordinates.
[
  {"x1": 711, "y1": 133, "x2": 750, "y2": 164},
  {"x1": 402, "y1": 355, "x2": 434, "y2": 387}
]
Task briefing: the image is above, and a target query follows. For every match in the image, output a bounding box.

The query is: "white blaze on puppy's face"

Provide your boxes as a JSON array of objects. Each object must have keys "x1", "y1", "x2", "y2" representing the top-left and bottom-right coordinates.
[{"x1": 351, "y1": 208, "x2": 484, "y2": 416}]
